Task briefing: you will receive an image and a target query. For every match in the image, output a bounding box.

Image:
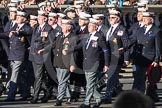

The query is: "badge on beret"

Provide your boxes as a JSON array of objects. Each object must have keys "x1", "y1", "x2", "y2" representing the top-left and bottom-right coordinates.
[
  {"x1": 117, "y1": 30, "x2": 124, "y2": 36},
  {"x1": 113, "y1": 37, "x2": 117, "y2": 44}
]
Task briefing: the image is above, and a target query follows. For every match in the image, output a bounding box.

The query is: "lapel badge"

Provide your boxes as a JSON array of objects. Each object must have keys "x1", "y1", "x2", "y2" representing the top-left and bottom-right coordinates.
[{"x1": 113, "y1": 37, "x2": 117, "y2": 44}]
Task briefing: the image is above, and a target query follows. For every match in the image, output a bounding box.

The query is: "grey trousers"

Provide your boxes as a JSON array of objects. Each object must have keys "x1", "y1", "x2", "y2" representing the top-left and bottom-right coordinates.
[
  {"x1": 104, "y1": 65, "x2": 121, "y2": 100},
  {"x1": 10, "y1": 61, "x2": 23, "y2": 83},
  {"x1": 56, "y1": 68, "x2": 71, "y2": 101},
  {"x1": 7, "y1": 60, "x2": 22, "y2": 99},
  {"x1": 32, "y1": 62, "x2": 45, "y2": 99},
  {"x1": 84, "y1": 71, "x2": 102, "y2": 105}
]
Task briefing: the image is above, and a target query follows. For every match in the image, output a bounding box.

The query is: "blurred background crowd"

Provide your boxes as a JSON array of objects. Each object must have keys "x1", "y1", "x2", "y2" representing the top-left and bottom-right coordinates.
[{"x1": 0, "y1": 0, "x2": 162, "y2": 6}]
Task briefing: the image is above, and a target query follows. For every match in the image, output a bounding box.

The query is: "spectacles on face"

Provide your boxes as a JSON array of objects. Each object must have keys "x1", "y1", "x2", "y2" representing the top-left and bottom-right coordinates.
[
  {"x1": 48, "y1": 19, "x2": 54, "y2": 21},
  {"x1": 109, "y1": 17, "x2": 117, "y2": 19}
]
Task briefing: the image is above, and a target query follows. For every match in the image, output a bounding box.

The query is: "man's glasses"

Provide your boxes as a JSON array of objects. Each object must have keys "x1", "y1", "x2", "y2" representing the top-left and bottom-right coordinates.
[
  {"x1": 109, "y1": 17, "x2": 117, "y2": 19},
  {"x1": 48, "y1": 19, "x2": 54, "y2": 21}
]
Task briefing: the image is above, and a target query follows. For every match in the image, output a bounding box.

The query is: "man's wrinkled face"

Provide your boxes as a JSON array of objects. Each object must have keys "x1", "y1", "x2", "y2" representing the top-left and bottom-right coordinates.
[
  {"x1": 143, "y1": 17, "x2": 153, "y2": 26},
  {"x1": 10, "y1": 12, "x2": 17, "y2": 20},
  {"x1": 79, "y1": 19, "x2": 87, "y2": 26},
  {"x1": 16, "y1": 16, "x2": 25, "y2": 24},
  {"x1": 67, "y1": 11, "x2": 76, "y2": 19},
  {"x1": 38, "y1": 15, "x2": 47, "y2": 25},
  {"x1": 48, "y1": 16, "x2": 57, "y2": 26},
  {"x1": 137, "y1": 12, "x2": 143, "y2": 22},
  {"x1": 88, "y1": 23, "x2": 97, "y2": 33},
  {"x1": 109, "y1": 15, "x2": 119, "y2": 25},
  {"x1": 61, "y1": 23, "x2": 71, "y2": 33}
]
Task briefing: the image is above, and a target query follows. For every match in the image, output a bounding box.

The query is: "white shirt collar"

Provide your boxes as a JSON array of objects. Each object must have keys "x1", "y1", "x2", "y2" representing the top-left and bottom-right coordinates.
[
  {"x1": 145, "y1": 24, "x2": 152, "y2": 34},
  {"x1": 81, "y1": 25, "x2": 86, "y2": 31},
  {"x1": 97, "y1": 24, "x2": 103, "y2": 31},
  {"x1": 89, "y1": 31, "x2": 96, "y2": 36},
  {"x1": 111, "y1": 23, "x2": 119, "y2": 34},
  {"x1": 17, "y1": 23, "x2": 25, "y2": 30},
  {"x1": 64, "y1": 32, "x2": 70, "y2": 37},
  {"x1": 11, "y1": 20, "x2": 16, "y2": 27},
  {"x1": 139, "y1": 22, "x2": 144, "y2": 27},
  {"x1": 106, "y1": 23, "x2": 119, "y2": 41},
  {"x1": 52, "y1": 24, "x2": 57, "y2": 29},
  {"x1": 39, "y1": 22, "x2": 46, "y2": 29}
]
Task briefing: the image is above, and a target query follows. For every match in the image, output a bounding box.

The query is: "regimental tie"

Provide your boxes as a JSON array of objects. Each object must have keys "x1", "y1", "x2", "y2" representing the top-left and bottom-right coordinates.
[
  {"x1": 80, "y1": 29, "x2": 83, "y2": 34},
  {"x1": 109, "y1": 26, "x2": 114, "y2": 36},
  {"x1": 106, "y1": 26, "x2": 114, "y2": 41},
  {"x1": 16, "y1": 26, "x2": 19, "y2": 31},
  {"x1": 37, "y1": 26, "x2": 41, "y2": 34},
  {"x1": 10, "y1": 22, "x2": 13, "y2": 29},
  {"x1": 85, "y1": 33, "x2": 91, "y2": 49},
  {"x1": 144, "y1": 26, "x2": 147, "y2": 34}
]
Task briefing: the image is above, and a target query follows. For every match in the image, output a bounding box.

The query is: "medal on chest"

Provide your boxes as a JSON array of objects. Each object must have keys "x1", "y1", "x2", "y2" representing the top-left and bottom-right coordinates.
[{"x1": 113, "y1": 37, "x2": 117, "y2": 44}]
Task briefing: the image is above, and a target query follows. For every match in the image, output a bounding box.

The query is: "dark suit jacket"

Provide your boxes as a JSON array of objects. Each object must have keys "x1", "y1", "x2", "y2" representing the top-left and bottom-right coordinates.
[
  {"x1": 0, "y1": 21, "x2": 16, "y2": 38},
  {"x1": 128, "y1": 22, "x2": 142, "y2": 60},
  {"x1": 74, "y1": 31, "x2": 109, "y2": 72},
  {"x1": 130, "y1": 24, "x2": 161, "y2": 67},
  {"x1": 106, "y1": 24, "x2": 129, "y2": 65},
  {"x1": 75, "y1": 25, "x2": 88, "y2": 35},
  {"x1": 8, "y1": 23, "x2": 32, "y2": 61},
  {"x1": 128, "y1": 22, "x2": 141, "y2": 36},
  {"x1": 29, "y1": 23, "x2": 53, "y2": 64},
  {"x1": 48, "y1": 24, "x2": 62, "y2": 44},
  {"x1": 0, "y1": 21, "x2": 14, "y2": 57},
  {"x1": 53, "y1": 32, "x2": 76, "y2": 69},
  {"x1": 98, "y1": 24, "x2": 108, "y2": 37}
]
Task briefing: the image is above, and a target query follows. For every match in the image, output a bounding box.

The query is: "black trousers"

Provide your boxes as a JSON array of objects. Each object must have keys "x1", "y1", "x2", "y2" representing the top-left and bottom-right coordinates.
[{"x1": 132, "y1": 65, "x2": 159, "y2": 101}]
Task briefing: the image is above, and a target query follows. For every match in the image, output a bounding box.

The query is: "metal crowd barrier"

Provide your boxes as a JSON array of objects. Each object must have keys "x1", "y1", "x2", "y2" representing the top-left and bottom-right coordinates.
[{"x1": 0, "y1": 5, "x2": 162, "y2": 15}]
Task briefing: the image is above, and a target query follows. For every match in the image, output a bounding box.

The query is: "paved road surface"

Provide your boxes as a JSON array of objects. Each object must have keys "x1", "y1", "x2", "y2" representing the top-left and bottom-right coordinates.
[{"x1": 0, "y1": 66, "x2": 162, "y2": 108}]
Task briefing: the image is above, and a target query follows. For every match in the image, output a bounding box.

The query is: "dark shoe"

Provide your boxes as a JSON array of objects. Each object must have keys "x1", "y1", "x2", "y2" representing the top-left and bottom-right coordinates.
[
  {"x1": 4, "y1": 98, "x2": 15, "y2": 102},
  {"x1": 55, "y1": 99, "x2": 62, "y2": 106},
  {"x1": 41, "y1": 97, "x2": 48, "y2": 103},
  {"x1": 79, "y1": 104, "x2": 91, "y2": 108},
  {"x1": 17, "y1": 97, "x2": 28, "y2": 101},
  {"x1": 40, "y1": 89, "x2": 51, "y2": 103},
  {"x1": 29, "y1": 98, "x2": 38, "y2": 104},
  {"x1": 66, "y1": 98, "x2": 72, "y2": 104},
  {"x1": 102, "y1": 99, "x2": 111, "y2": 104},
  {"x1": 92, "y1": 101, "x2": 102, "y2": 108},
  {"x1": 153, "y1": 98, "x2": 160, "y2": 102},
  {"x1": 71, "y1": 91, "x2": 80, "y2": 102}
]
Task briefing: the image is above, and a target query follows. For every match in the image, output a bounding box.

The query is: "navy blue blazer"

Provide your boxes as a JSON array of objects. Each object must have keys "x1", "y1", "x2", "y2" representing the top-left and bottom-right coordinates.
[
  {"x1": 73, "y1": 31, "x2": 109, "y2": 72},
  {"x1": 130, "y1": 24, "x2": 161, "y2": 67},
  {"x1": 29, "y1": 23, "x2": 53, "y2": 64},
  {"x1": 8, "y1": 23, "x2": 32, "y2": 61},
  {"x1": 106, "y1": 24, "x2": 130, "y2": 65}
]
